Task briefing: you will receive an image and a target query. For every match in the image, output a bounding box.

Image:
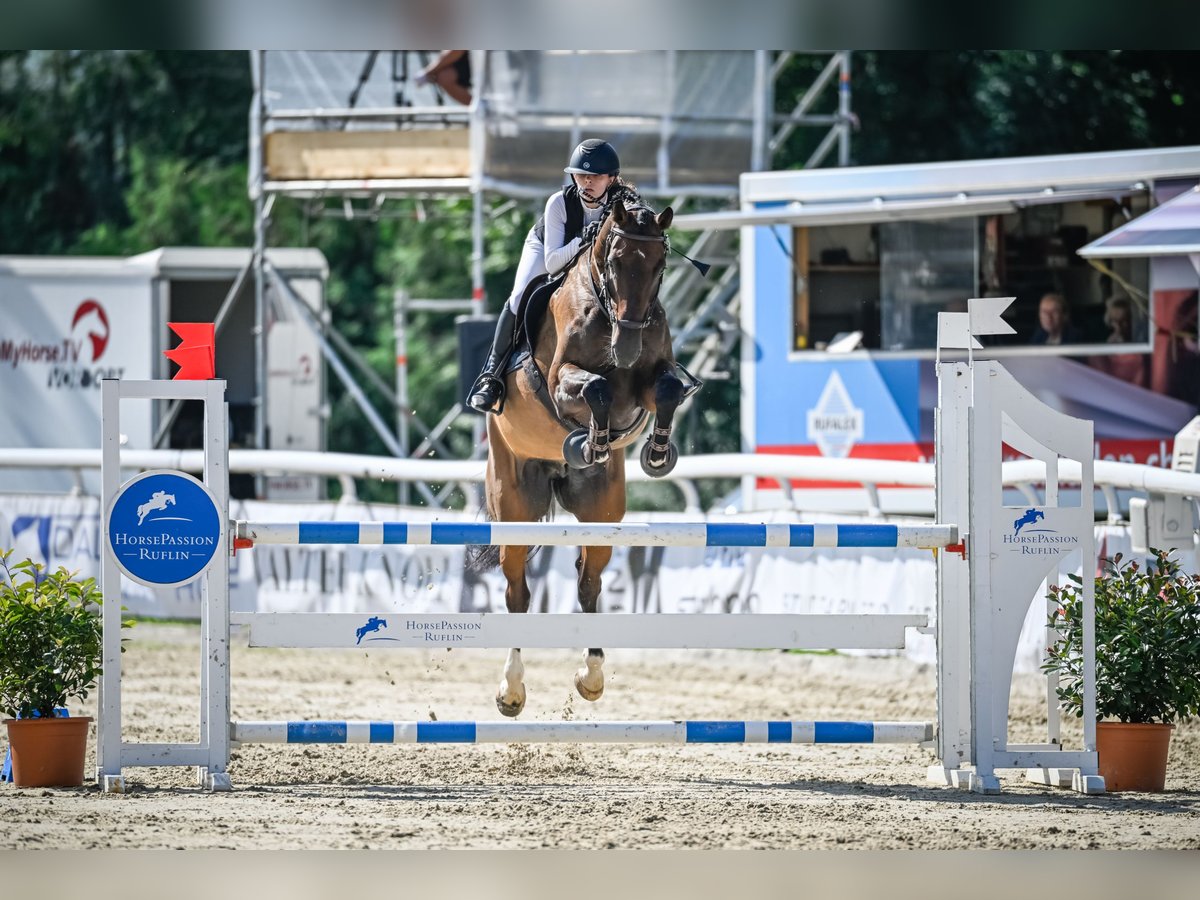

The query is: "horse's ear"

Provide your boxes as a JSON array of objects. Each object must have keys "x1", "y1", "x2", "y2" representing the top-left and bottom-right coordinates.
[
  {"x1": 611, "y1": 198, "x2": 627, "y2": 223},
  {"x1": 656, "y1": 207, "x2": 673, "y2": 230}
]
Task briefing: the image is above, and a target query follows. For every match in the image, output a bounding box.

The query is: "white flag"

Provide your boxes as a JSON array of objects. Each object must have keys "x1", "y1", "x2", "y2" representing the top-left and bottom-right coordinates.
[
  {"x1": 936, "y1": 312, "x2": 982, "y2": 350},
  {"x1": 968, "y1": 297, "x2": 1017, "y2": 338}
]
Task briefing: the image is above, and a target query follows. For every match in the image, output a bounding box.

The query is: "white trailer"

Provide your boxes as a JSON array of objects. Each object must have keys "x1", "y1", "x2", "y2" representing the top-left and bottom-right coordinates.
[{"x1": 0, "y1": 247, "x2": 327, "y2": 497}]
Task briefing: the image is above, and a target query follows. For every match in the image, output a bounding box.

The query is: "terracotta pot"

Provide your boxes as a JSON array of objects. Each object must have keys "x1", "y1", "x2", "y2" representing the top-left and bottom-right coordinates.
[
  {"x1": 3, "y1": 716, "x2": 93, "y2": 788},
  {"x1": 1096, "y1": 721, "x2": 1174, "y2": 792}
]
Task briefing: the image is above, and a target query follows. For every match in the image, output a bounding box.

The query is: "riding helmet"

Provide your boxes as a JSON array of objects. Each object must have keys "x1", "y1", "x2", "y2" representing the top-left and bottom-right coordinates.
[{"x1": 564, "y1": 139, "x2": 620, "y2": 176}]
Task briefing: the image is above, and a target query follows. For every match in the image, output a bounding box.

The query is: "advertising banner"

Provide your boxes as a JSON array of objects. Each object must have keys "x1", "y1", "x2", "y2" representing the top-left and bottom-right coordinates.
[{"x1": 0, "y1": 266, "x2": 156, "y2": 493}]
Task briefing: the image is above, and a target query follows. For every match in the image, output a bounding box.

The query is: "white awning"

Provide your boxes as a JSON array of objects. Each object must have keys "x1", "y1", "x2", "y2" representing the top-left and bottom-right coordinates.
[
  {"x1": 675, "y1": 185, "x2": 1143, "y2": 231},
  {"x1": 1078, "y1": 185, "x2": 1200, "y2": 258}
]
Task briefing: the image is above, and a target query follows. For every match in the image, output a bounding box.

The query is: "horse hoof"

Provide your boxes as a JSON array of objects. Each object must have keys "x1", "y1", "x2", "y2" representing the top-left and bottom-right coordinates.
[
  {"x1": 574, "y1": 670, "x2": 604, "y2": 702},
  {"x1": 563, "y1": 429, "x2": 591, "y2": 469},
  {"x1": 496, "y1": 692, "x2": 526, "y2": 717},
  {"x1": 640, "y1": 439, "x2": 679, "y2": 478}
]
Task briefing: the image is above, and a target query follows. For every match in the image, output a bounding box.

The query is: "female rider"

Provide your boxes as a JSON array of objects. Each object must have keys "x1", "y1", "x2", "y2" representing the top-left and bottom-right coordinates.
[{"x1": 466, "y1": 138, "x2": 638, "y2": 413}]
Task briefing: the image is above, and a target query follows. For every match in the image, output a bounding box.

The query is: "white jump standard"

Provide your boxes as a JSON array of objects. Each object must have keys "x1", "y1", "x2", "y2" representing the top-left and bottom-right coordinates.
[{"x1": 95, "y1": 298, "x2": 1105, "y2": 795}]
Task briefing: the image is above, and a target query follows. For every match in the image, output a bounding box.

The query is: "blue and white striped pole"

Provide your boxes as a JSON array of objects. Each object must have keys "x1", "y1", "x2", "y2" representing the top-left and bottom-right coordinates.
[
  {"x1": 232, "y1": 720, "x2": 934, "y2": 745},
  {"x1": 237, "y1": 521, "x2": 957, "y2": 550}
]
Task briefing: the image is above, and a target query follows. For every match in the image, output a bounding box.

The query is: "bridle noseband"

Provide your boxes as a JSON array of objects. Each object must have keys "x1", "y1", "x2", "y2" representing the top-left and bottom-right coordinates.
[{"x1": 588, "y1": 212, "x2": 668, "y2": 330}]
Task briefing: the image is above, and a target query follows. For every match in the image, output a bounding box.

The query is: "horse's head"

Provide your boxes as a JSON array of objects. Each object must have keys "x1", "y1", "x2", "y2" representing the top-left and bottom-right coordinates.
[{"x1": 593, "y1": 200, "x2": 673, "y2": 368}]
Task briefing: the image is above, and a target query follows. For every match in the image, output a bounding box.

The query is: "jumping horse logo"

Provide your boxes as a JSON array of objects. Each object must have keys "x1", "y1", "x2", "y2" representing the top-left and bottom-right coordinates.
[
  {"x1": 356, "y1": 616, "x2": 387, "y2": 644},
  {"x1": 137, "y1": 491, "x2": 176, "y2": 525},
  {"x1": 1013, "y1": 508, "x2": 1045, "y2": 535}
]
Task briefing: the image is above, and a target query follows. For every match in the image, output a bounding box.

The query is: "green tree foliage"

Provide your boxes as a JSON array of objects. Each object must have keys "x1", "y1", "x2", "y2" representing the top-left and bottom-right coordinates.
[
  {"x1": 773, "y1": 51, "x2": 1200, "y2": 168},
  {"x1": 0, "y1": 50, "x2": 249, "y2": 253}
]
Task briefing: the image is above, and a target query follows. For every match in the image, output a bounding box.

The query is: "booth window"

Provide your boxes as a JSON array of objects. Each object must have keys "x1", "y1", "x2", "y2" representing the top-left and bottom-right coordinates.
[{"x1": 790, "y1": 196, "x2": 1152, "y2": 355}]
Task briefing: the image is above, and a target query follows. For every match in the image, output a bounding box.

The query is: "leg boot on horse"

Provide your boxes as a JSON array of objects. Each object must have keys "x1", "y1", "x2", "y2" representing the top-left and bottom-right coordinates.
[
  {"x1": 467, "y1": 305, "x2": 520, "y2": 414},
  {"x1": 639, "y1": 365, "x2": 686, "y2": 477}
]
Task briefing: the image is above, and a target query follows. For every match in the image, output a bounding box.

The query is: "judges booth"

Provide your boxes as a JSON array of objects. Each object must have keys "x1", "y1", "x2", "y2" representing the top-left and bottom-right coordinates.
[{"x1": 677, "y1": 147, "x2": 1200, "y2": 510}]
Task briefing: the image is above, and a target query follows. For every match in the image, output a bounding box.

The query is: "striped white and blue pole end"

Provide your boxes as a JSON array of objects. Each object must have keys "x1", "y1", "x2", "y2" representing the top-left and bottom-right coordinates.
[
  {"x1": 236, "y1": 522, "x2": 957, "y2": 550},
  {"x1": 231, "y1": 720, "x2": 934, "y2": 745}
]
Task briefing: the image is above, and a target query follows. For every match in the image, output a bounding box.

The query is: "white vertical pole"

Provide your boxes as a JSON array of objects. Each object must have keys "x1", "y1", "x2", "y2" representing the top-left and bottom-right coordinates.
[
  {"x1": 202, "y1": 380, "x2": 232, "y2": 787},
  {"x1": 658, "y1": 51, "x2": 675, "y2": 194},
  {"x1": 1081, "y1": 455, "x2": 1098, "y2": 755},
  {"x1": 929, "y1": 361, "x2": 973, "y2": 785},
  {"x1": 394, "y1": 290, "x2": 410, "y2": 506},
  {"x1": 966, "y1": 362, "x2": 1000, "y2": 793},
  {"x1": 750, "y1": 51, "x2": 769, "y2": 172},
  {"x1": 252, "y1": 50, "x2": 269, "y2": 498},
  {"x1": 97, "y1": 380, "x2": 123, "y2": 786},
  {"x1": 470, "y1": 189, "x2": 487, "y2": 462}
]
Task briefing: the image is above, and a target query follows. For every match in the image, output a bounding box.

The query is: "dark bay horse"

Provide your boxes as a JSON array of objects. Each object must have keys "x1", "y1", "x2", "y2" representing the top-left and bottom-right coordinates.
[{"x1": 484, "y1": 200, "x2": 695, "y2": 716}]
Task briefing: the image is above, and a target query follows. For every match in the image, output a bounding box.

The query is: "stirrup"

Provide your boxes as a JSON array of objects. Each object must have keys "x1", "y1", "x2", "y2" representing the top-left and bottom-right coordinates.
[{"x1": 467, "y1": 374, "x2": 506, "y2": 414}]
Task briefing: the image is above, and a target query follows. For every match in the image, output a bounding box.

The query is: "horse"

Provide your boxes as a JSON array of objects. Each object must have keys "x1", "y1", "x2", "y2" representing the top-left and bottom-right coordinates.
[
  {"x1": 137, "y1": 491, "x2": 176, "y2": 525},
  {"x1": 480, "y1": 199, "x2": 697, "y2": 717}
]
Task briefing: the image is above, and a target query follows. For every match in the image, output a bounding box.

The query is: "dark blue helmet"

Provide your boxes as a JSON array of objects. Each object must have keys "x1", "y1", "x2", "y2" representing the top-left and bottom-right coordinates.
[{"x1": 564, "y1": 139, "x2": 620, "y2": 176}]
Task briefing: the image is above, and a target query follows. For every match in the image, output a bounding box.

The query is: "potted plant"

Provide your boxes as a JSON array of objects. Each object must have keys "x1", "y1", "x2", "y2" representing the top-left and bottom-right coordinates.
[
  {"x1": 0, "y1": 549, "x2": 117, "y2": 787},
  {"x1": 1043, "y1": 549, "x2": 1200, "y2": 791}
]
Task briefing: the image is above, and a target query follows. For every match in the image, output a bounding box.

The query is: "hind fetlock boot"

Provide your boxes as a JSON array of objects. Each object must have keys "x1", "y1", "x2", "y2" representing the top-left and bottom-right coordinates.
[{"x1": 466, "y1": 305, "x2": 520, "y2": 414}]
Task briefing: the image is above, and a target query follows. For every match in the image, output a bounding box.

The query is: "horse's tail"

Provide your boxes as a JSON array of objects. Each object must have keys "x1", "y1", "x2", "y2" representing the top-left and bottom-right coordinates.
[
  {"x1": 463, "y1": 505, "x2": 555, "y2": 572},
  {"x1": 465, "y1": 542, "x2": 501, "y2": 571}
]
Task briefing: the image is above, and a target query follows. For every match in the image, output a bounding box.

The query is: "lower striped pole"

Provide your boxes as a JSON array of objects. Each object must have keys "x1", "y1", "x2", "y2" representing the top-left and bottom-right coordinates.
[{"x1": 231, "y1": 720, "x2": 933, "y2": 745}]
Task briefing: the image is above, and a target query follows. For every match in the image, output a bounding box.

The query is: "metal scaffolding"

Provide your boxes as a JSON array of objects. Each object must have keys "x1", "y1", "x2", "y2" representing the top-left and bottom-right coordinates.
[{"x1": 247, "y1": 50, "x2": 854, "y2": 504}]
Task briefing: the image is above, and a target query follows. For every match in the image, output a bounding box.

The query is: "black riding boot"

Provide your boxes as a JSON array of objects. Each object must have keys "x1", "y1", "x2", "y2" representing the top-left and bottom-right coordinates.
[{"x1": 466, "y1": 305, "x2": 520, "y2": 414}]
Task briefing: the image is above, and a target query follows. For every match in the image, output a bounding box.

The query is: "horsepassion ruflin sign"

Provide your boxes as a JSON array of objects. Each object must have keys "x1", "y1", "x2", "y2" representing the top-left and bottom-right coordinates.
[{"x1": 105, "y1": 469, "x2": 224, "y2": 587}]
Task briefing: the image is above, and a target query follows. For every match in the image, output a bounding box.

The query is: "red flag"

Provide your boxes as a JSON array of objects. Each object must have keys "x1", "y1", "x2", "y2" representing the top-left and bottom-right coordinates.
[{"x1": 164, "y1": 322, "x2": 215, "y2": 380}]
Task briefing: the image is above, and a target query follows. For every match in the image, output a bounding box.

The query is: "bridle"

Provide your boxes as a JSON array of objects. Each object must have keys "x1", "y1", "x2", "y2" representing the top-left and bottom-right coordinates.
[{"x1": 587, "y1": 209, "x2": 668, "y2": 330}]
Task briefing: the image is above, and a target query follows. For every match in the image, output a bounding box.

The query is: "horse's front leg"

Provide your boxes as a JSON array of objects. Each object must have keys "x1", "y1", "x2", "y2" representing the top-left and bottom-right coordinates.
[
  {"x1": 496, "y1": 544, "x2": 531, "y2": 717},
  {"x1": 555, "y1": 364, "x2": 613, "y2": 469},
  {"x1": 639, "y1": 366, "x2": 686, "y2": 477}
]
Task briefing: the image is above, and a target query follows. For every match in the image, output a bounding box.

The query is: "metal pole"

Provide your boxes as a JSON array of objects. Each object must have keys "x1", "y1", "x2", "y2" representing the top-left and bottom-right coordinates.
[
  {"x1": 658, "y1": 51, "x2": 675, "y2": 193},
  {"x1": 838, "y1": 51, "x2": 852, "y2": 167},
  {"x1": 751, "y1": 51, "x2": 768, "y2": 172},
  {"x1": 470, "y1": 187, "x2": 487, "y2": 476},
  {"x1": 251, "y1": 50, "x2": 268, "y2": 498},
  {"x1": 394, "y1": 290, "x2": 410, "y2": 506}
]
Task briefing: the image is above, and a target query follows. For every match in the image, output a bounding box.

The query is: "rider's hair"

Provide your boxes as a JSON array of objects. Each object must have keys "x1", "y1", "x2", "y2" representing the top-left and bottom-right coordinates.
[{"x1": 610, "y1": 177, "x2": 640, "y2": 206}]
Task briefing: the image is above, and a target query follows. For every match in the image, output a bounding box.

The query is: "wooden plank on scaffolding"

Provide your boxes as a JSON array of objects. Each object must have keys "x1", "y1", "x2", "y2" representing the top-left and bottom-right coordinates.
[{"x1": 265, "y1": 128, "x2": 470, "y2": 180}]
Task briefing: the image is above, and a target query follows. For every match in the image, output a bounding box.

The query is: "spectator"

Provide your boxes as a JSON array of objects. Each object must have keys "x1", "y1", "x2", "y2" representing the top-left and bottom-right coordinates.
[
  {"x1": 1102, "y1": 295, "x2": 1136, "y2": 343},
  {"x1": 1030, "y1": 292, "x2": 1084, "y2": 345},
  {"x1": 1090, "y1": 296, "x2": 1150, "y2": 388},
  {"x1": 416, "y1": 51, "x2": 472, "y2": 105}
]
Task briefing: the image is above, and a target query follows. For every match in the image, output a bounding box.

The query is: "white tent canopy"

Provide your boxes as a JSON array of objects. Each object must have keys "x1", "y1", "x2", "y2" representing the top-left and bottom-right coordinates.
[{"x1": 1079, "y1": 185, "x2": 1200, "y2": 278}]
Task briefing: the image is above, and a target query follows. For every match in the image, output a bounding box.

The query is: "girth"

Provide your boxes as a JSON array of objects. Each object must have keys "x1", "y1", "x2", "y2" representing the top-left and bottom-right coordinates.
[{"x1": 519, "y1": 355, "x2": 651, "y2": 442}]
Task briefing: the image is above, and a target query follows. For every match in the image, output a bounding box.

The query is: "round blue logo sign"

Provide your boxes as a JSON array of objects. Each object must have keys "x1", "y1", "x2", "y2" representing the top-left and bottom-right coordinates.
[{"x1": 105, "y1": 470, "x2": 223, "y2": 587}]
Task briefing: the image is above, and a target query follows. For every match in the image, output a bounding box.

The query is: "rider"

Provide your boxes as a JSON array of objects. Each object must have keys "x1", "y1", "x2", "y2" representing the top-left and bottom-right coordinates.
[{"x1": 465, "y1": 138, "x2": 639, "y2": 414}]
